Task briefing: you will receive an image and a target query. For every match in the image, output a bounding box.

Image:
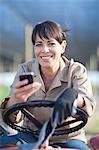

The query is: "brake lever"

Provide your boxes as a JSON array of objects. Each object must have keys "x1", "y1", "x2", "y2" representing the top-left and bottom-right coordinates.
[
  {"x1": 34, "y1": 111, "x2": 59, "y2": 149},
  {"x1": 34, "y1": 101, "x2": 77, "y2": 149}
]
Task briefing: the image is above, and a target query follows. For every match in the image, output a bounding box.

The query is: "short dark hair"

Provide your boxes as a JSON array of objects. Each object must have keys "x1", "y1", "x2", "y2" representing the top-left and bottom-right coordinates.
[{"x1": 32, "y1": 21, "x2": 67, "y2": 45}]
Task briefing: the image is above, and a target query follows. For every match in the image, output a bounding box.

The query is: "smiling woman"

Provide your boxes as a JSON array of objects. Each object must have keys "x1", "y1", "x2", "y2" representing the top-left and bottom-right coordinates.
[{"x1": 0, "y1": 21, "x2": 96, "y2": 150}]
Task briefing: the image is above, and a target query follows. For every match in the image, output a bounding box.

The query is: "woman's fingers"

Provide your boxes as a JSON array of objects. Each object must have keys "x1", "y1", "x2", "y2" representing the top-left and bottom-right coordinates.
[
  {"x1": 13, "y1": 82, "x2": 41, "y2": 102},
  {"x1": 15, "y1": 81, "x2": 41, "y2": 92},
  {"x1": 16, "y1": 79, "x2": 28, "y2": 88}
]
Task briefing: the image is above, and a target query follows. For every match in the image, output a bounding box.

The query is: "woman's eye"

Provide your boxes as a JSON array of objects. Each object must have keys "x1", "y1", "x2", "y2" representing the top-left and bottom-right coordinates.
[
  {"x1": 48, "y1": 42, "x2": 56, "y2": 46},
  {"x1": 35, "y1": 43, "x2": 42, "y2": 47}
]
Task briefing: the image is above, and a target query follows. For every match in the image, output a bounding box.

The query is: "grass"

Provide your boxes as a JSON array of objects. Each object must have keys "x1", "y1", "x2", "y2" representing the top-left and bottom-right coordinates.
[
  {"x1": 0, "y1": 85, "x2": 10, "y2": 103},
  {"x1": 86, "y1": 111, "x2": 99, "y2": 135}
]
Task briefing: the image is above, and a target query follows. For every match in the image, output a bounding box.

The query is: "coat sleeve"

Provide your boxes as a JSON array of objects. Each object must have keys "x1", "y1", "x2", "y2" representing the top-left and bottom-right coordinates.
[{"x1": 69, "y1": 60, "x2": 96, "y2": 117}]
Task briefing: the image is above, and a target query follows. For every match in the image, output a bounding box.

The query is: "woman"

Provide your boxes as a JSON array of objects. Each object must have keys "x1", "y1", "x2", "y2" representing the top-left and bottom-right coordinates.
[{"x1": 1, "y1": 21, "x2": 96, "y2": 149}]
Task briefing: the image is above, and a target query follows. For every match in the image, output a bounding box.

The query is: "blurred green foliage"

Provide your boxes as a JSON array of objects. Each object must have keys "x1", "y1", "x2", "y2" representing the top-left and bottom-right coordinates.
[{"x1": 0, "y1": 85, "x2": 10, "y2": 103}]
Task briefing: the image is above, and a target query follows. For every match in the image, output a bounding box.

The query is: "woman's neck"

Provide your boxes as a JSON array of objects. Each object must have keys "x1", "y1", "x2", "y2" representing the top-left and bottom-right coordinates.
[
  {"x1": 41, "y1": 64, "x2": 59, "y2": 80},
  {"x1": 40, "y1": 65, "x2": 59, "y2": 91}
]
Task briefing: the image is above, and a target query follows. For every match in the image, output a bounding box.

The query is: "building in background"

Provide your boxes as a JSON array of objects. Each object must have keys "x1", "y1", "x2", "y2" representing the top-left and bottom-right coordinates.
[{"x1": 0, "y1": 0, "x2": 99, "y2": 72}]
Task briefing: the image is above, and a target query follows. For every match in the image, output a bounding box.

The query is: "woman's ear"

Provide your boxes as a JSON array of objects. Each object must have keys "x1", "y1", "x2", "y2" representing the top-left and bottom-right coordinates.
[{"x1": 61, "y1": 40, "x2": 67, "y2": 54}]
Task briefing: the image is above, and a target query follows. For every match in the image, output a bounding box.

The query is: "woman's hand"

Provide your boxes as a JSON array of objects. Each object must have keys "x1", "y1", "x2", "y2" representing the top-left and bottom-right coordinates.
[{"x1": 7, "y1": 79, "x2": 41, "y2": 107}]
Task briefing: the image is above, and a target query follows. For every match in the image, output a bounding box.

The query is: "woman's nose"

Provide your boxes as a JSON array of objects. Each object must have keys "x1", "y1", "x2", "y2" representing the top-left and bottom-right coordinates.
[{"x1": 42, "y1": 45, "x2": 49, "y2": 52}]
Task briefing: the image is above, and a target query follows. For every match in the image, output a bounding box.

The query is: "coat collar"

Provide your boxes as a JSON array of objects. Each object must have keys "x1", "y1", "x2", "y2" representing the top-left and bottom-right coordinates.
[{"x1": 33, "y1": 56, "x2": 71, "y2": 92}]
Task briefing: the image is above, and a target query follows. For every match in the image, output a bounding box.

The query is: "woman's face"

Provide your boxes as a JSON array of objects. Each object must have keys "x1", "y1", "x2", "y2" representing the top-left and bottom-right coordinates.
[{"x1": 34, "y1": 35, "x2": 66, "y2": 69}]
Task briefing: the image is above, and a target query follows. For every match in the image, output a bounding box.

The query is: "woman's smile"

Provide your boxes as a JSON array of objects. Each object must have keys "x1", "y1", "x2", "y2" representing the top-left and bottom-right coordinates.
[{"x1": 40, "y1": 55, "x2": 53, "y2": 61}]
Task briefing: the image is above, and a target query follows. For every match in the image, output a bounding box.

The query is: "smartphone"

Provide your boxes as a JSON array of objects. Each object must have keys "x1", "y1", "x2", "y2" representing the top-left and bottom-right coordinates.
[{"x1": 19, "y1": 72, "x2": 35, "y2": 86}]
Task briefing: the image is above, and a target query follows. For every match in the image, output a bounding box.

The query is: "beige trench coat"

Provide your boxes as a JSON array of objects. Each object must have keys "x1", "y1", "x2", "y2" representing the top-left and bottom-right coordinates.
[{"x1": 1, "y1": 56, "x2": 96, "y2": 144}]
